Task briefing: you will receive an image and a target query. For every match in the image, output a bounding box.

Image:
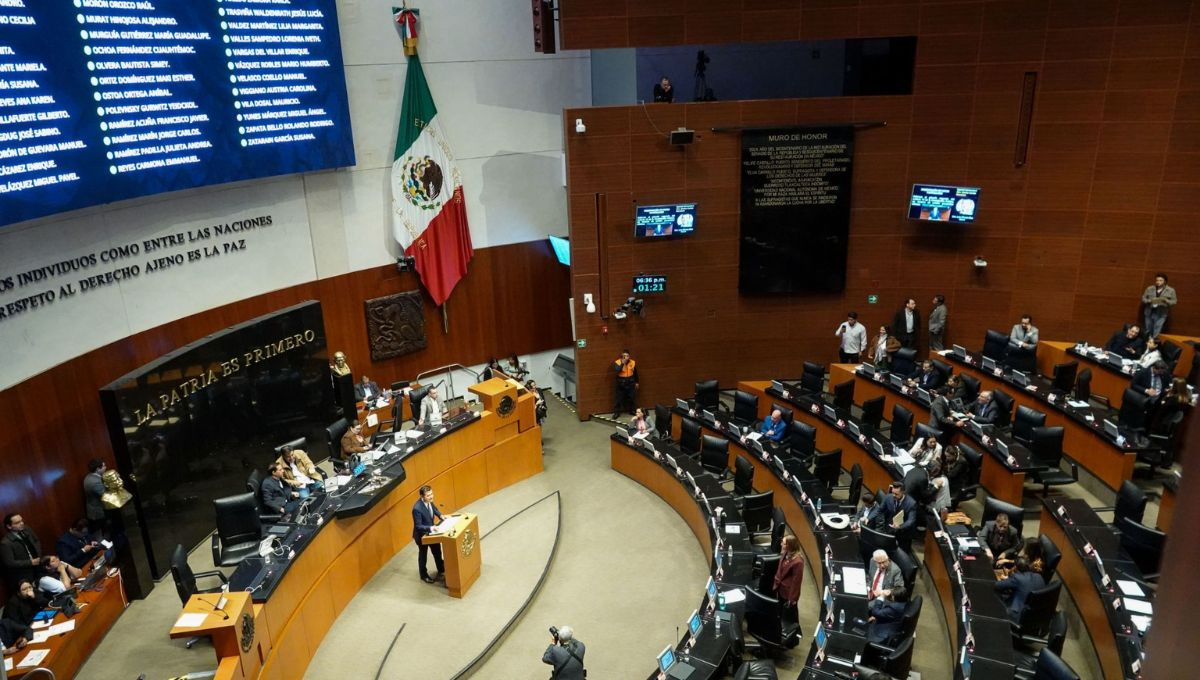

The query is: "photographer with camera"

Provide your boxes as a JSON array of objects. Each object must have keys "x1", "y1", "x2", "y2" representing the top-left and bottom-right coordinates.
[{"x1": 543, "y1": 625, "x2": 586, "y2": 679}]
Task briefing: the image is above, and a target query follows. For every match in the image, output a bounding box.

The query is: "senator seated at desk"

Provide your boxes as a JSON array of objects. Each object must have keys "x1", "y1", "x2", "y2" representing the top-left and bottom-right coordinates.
[
  {"x1": 261, "y1": 462, "x2": 301, "y2": 515},
  {"x1": 418, "y1": 386, "x2": 444, "y2": 429},
  {"x1": 340, "y1": 421, "x2": 371, "y2": 460},
  {"x1": 1104, "y1": 325, "x2": 1146, "y2": 360},
  {"x1": 906, "y1": 360, "x2": 945, "y2": 391},
  {"x1": 1131, "y1": 361, "x2": 1170, "y2": 399},
  {"x1": 955, "y1": 391, "x2": 999, "y2": 427},
  {"x1": 978, "y1": 512, "x2": 1020, "y2": 563},
  {"x1": 1, "y1": 579, "x2": 46, "y2": 652},
  {"x1": 56, "y1": 518, "x2": 102, "y2": 570},
  {"x1": 760, "y1": 409, "x2": 788, "y2": 442},
  {"x1": 275, "y1": 445, "x2": 324, "y2": 497}
]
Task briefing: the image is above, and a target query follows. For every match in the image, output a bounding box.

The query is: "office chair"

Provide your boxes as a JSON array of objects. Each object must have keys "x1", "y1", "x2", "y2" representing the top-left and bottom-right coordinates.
[
  {"x1": 732, "y1": 659, "x2": 778, "y2": 680},
  {"x1": 1074, "y1": 369, "x2": 1092, "y2": 405},
  {"x1": 1092, "y1": 480, "x2": 1147, "y2": 527},
  {"x1": 931, "y1": 359, "x2": 953, "y2": 384},
  {"x1": 680, "y1": 417, "x2": 703, "y2": 456},
  {"x1": 752, "y1": 507, "x2": 787, "y2": 556},
  {"x1": 1012, "y1": 580, "x2": 1062, "y2": 640},
  {"x1": 1038, "y1": 534, "x2": 1062, "y2": 584},
  {"x1": 170, "y1": 543, "x2": 228, "y2": 649},
  {"x1": 860, "y1": 396, "x2": 885, "y2": 430},
  {"x1": 859, "y1": 525, "x2": 898, "y2": 563},
  {"x1": 867, "y1": 595, "x2": 921, "y2": 655},
  {"x1": 832, "y1": 379, "x2": 855, "y2": 412},
  {"x1": 1118, "y1": 517, "x2": 1165, "y2": 580},
  {"x1": 788, "y1": 421, "x2": 817, "y2": 461},
  {"x1": 891, "y1": 550, "x2": 919, "y2": 600},
  {"x1": 891, "y1": 348, "x2": 918, "y2": 378},
  {"x1": 991, "y1": 389, "x2": 1014, "y2": 429},
  {"x1": 811, "y1": 448, "x2": 843, "y2": 491},
  {"x1": 1012, "y1": 406, "x2": 1046, "y2": 447},
  {"x1": 1029, "y1": 648, "x2": 1080, "y2": 680},
  {"x1": 1159, "y1": 339, "x2": 1182, "y2": 368},
  {"x1": 695, "y1": 379, "x2": 720, "y2": 411},
  {"x1": 408, "y1": 385, "x2": 430, "y2": 422},
  {"x1": 889, "y1": 404, "x2": 913, "y2": 447},
  {"x1": 1028, "y1": 426, "x2": 1077, "y2": 495},
  {"x1": 800, "y1": 361, "x2": 826, "y2": 393},
  {"x1": 742, "y1": 491, "x2": 774, "y2": 534},
  {"x1": 984, "y1": 496, "x2": 1025, "y2": 537},
  {"x1": 1013, "y1": 612, "x2": 1067, "y2": 678},
  {"x1": 245, "y1": 469, "x2": 282, "y2": 522},
  {"x1": 1140, "y1": 409, "x2": 1184, "y2": 470},
  {"x1": 654, "y1": 404, "x2": 672, "y2": 440},
  {"x1": 769, "y1": 402, "x2": 794, "y2": 424},
  {"x1": 743, "y1": 587, "x2": 801, "y2": 656},
  {"x1": 1118, "y1": 387, "x2": 1151, "y2": 434},
  {"x1": 1051, "y1": 361, "x2": 1078, "y2": 394},
  {"x1": 872, "y1": 635, "x2": 914, "y2": 679},
  {"x1": 830, "y1": 463, "x2": 863, "y2": 511},
  {"x1": 959, "y1": 373, "x2": 981, "y2": 403},
  {"x1": 755, "y1": 553, "x2": 781, "y2": 594},
  {"x1": 982, "y1": 329, "x2": 1010, "y2": 361},
  {"x1": 914, "y1": 422, "x2": 944, "y2": 447},
  {"x1": 951, "y1": 444, "x2": 983, "y2": 509},
  {"x1": 210, "y1": 492, "x2": 263, "y2": 567},
  {"x1": 325, "y1": 417, "x2": 350, "y2": 472},
  {"x1": 1007, "y1": 343, "x2": 1038, "y2": 374},
  {"x1": 733, "y1": 455, "x2": 755, "y2": 497},
  {"x1": 700, "y1": 434, "x2": 730, "y2": 478},
  {"x1": 734, "y1": 389, "x2": 760, "y2": 425}
]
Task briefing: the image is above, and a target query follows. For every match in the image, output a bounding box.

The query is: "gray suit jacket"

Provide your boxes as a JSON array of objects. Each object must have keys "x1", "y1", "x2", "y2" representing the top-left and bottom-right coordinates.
[
  {"x1": 543, "y1": 639, "x2": 586, "y2": 680},
  {"x1": 1010, "y1": 324, "x2": 1039, "y2": 347},
  {"x1": 1142, "y1": 284, "x2": 1177, "y2": 309},
  {"x1": 928, "y1": 304, "x2": 947, "y2": 334},
  {"x1": 868, "y1": 561, "x2": 906, "y2": 601},
  {"x1": 83, "y1": 472, "x2": 106, "y2": 521}
]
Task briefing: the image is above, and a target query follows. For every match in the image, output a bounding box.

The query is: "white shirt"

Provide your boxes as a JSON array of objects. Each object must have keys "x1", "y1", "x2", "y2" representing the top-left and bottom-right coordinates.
[
  {"x1": 291, "y1": 462, "x2": 313, "y2": 486},
  {"x1": 905, "y1": 309, "x2": 914, "y2": 332},
  {"x1": 1138, "y1": 349, "x2": 1161, "y2": 369},
  {"x1": 837, "y1": 321, "x2": 868, "y2": 354},
  {"x1": 419, "y1": 396, "x2": 443, "y2": 428}
]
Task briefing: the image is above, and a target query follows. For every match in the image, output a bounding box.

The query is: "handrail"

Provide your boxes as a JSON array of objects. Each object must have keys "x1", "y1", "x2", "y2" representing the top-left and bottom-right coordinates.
[{"x1": 415, "y1": 363, "x2": 482, "y2": 403}]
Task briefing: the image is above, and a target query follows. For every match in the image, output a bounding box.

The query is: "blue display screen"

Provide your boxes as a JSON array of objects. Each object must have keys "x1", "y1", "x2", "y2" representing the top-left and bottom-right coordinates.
[
  {"x1": 633, "y1": 274, "x2": 665, "y2": 294},
  {"x1": 908, "y1": 184, "x2": 980, "y2": 223},
  {"x1": 549, "y1": 235, "x2": 570, "y2": 266},
  {"x1": 688, "y1": 610, "x2": 702, "y2": 635},
  {"x1": 657, "y1": 646, "x2": 675, "y2": 672},
  {"x1": 635, "y1": 202, "x2": 696, "y2": 238},
  {"x1": 0, "y1": 0, "x2": 355, "y2": 227}
]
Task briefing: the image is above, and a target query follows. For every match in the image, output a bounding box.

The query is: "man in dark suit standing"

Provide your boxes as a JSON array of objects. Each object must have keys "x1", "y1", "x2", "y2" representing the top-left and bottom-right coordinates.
[
  {"x1": 0, "y1": 514, "x2": 41, "y2": 588},
  {"x1": 412, "y1": 485, "x2": 445, "y2": 584},
  {"x1": 880, "y1": 482, "x2": 917, "y2": 551},
  {"x1": 994, "y1": 557, "x2": 1045, "y2": 622},
  {"x1": 892, "y1": 298, "x2": 920, "y2": 349},
  {"x1": 928, "y1": 386, "x2": 956, "y2": 431}
]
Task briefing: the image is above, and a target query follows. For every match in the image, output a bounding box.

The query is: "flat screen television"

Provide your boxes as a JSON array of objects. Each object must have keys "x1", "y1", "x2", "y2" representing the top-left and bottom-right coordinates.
[
  {"x1": 908, "y1": 184, "x2": 980, "y2": 223},
  {"x1": 635, "y1": 203, "x2": 696, "y2": 238},
  {"x1": 548, "y1": 235, "x2": 570, "y2": 266}
]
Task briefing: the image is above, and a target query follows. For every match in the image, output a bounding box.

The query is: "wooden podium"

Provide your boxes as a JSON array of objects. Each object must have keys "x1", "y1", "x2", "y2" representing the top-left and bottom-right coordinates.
[
  {"x1": 423, "y1": 512, "x2": 482, "y2": 598},
  {"x1": 170, "y1": 591, "x2": 270, "y2": 680}
]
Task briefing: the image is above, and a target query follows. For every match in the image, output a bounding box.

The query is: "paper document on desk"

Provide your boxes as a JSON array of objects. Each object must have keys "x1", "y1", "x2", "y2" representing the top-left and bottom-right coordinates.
[
  {"x1": 1067, "y1": 400, "x2": 1090, "y2": 409},
  {"x1": 746, "y1": 432, "x2": 762, "y2": 442},
  {"x1": 1124, "y1": 598, "x2": 1153, "y2": 615},
  {"x1": 633, "y1": 431, "x2": 649, "y2": 440},
  {"x1": 335, "y1": 475, "x2": 352, "y2": 487},
  {"x1": 1116, "y1": 580, "x2": 1145, "y2": 597},
  {"x1": 31, "y1": 619, "x2": 50, "y2": 630},
  {"x1": 893, "y1": 452, "x2": 916, "y2": 466},
  {"x1": 724, "y1": 525, "x2": 742, "y2": 534},
  {"x1": 175, "y1": 612, "x2": 209, "y2": 628},
  {"x1": 30, "y1": 631, "x2": 50, "y2": 644},
  {"x1": 721, "y1": 589, "x2": 746, "y2": 604},
  {"x1": 386, "y1": 443, "x2": 401, "y2": 455},
  {"x1": 4, "y1": 657, "x2": 11, "y2": 672},
  {"x1": 101, "y1": 539, "x2": 113, "y2": 549},
  {"x1": 842, "y1": 567, "x2": 868, "y2": 595},
  {"x1": 899, "y1": 463, "x2": 915, "y2": 476},
  {"x1": 1130, "y1": 614, "x2": 1152, "y2": 633},
  {"x1": 17, "y1": 649, "x2": 48, "y2": 667},
  {"x1": 46, "y1": 620, "x2": 75, "y2": 636},
  {"x1": 956, "y1": 537, "x2": 981, "y2": 550},
  {"x1": 434, "y1": 516, "x2": 461, "y2": 534},
  {"x1": 366, "y1": 413, "x2": 379, "y2": 427}
]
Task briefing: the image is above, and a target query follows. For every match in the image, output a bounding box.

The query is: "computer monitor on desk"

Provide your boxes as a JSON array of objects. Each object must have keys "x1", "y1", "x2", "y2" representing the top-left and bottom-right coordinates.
[
  {"x1": 676, "y1": 398, "x2": 690, "y2": 412},
  {"x1": 952, "y1": 344, "x2": 968, "y2": 358},
  {"x1": 889, "y1": 373, "x2": 904, "y2": 388},
  {"x1": 1011, "y1": 370, "x2": 1028, "y2": 386},
  {"x1": 688, "y1": 609, "x2": 702, "y2": 636},
  {"x1": 981, "y1": 356, "x2": 997, "y2": 371}
]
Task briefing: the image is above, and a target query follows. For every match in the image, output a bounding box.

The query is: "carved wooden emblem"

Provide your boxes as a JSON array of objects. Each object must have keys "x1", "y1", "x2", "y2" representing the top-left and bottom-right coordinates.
[{"x1": 365, "y1": 291, "x2": 427, "y2": 361}]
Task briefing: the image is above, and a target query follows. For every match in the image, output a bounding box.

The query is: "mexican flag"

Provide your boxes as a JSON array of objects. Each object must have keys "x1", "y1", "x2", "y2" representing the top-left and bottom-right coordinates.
[{"x1": 391, "y1": 54, "x2": 473, "y2": 306}]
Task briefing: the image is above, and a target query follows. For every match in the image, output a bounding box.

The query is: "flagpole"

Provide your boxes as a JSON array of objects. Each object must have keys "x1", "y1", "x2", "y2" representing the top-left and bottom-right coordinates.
[{"x1": 442, "y1": 302, "x2": 449, "y2": 334}]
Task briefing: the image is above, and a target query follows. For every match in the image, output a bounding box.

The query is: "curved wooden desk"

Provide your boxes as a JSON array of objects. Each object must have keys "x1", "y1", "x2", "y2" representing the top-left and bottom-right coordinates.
[{"x1": 177, "y1": 394, "x2": 542, "y2": 680}]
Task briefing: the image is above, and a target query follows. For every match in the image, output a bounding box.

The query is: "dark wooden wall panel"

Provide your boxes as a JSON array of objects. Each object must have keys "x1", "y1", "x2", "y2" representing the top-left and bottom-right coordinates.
[
  {"x1": 562, "y1": 0, "x2": 1200, "y2": 419},
  {"x1": 0, "y1": 241, "x2": 571, "y2": 552}
]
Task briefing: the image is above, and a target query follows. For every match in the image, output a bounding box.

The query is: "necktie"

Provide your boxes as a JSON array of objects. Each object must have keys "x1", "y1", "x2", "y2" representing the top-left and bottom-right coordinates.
[{"x1": 872, "y1": 567, "x2": 884, "y2": 595}]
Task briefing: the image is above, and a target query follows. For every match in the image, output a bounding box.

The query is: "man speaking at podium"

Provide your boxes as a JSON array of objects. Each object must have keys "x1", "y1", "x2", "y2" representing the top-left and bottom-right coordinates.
[{"x1": 412, "y1": 485, "x2": 445, "y2": 584}]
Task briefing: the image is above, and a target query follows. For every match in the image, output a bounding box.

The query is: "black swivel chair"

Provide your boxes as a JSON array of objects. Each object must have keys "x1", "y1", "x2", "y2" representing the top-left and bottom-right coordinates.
[
  {"x1": 1140, "y1": 409, "x2": 1185, "y2": 470},
  {"x1": 982, "y1": 329, "x2": 1010, "y2": 361},
  {"x1": 743, "y1": 587, "x2": 801, "y2": 656},
  {"x1": 1092, "y1": 480, "x2": 1147, "y2": 527},
  {"x1": 832, "y1": 380, "x2": 855, "y2": 412},
  {"x1": 211, "y1": 492, "x2": 263, "y2": 567},
  {"x1": 325, "y1": 417, "x2": 351, "y2": 472},
  {"x1": 756, "y1": 553, "x2": 781, "y2": 595},
  {"x1": 951, "y1": 444, "x2": 983, "y2": 508},
  {"x1": 1012, "y1": 580, "x2": 1063, "y2": 641},
  {"x1": 891, "y1": 348, "x2": 918, "y2": 378},
  {"x1": 830, "y1": 463, "x2": 863, "y2": 511},
  {"x1": 1012, "y1": 406, "x2": 1046, "y2": 447},
  {"x1": 991, "y1": 389, "x2": 1015, "y2": 429},
  {"x1": 984, "y1": 496, "x2": 1025, "y2": 537},
  {"x1": 1074, "y1": 369, "x2": 1092, "y2": 405},
  {"x1": 732, "y1": 659, "x2": 778, "y2": 680},
  {"x1": 734, "y1": 389, "x2": 760, "y2": 425},
  {"x1": 788, "y1": 421, "x2": 817, "y2": 461},
  {"x1": 859, "y1": 525, "x2": 898, "y2": 562},
  {"x1": 742, "y1": 491, "x2": 775, "y2": 534},
  {"x1": 1051, "y1": 361, "x2": 1078, "y2": 394},
  {"x1": 654, "y1": 404, "x2": 672, "y2": 440},
  {"x1": 811, "y1": 448, "x2": 843, "y2": 491},
  {"x1": 891, "y1": 550, "x2": 919, "y2": 599},
  {"x1": 1118, "y1": 387, "x2": 1151, "y2": 434},
  {"x1": 680, "y1": 417, "x2": 703, "y2": 456},
  {"x1": 1029, "y1": 648, "x2": 1080, "y2": 680},
  {"x1": 889, "y1": 404, "x2": 913, "y2": 447},
  {"x1": 1028, "y1": 426, "x2": 1078, "y2": 495},
  {"x1": 1007, "y1": 343, "x2": 1038, "y2": 374},
  {"x1": 408, "y1": 385, "x2": 431, "y2": 424},
  {"x1": 1159, "y1": 339, "x2": 1183, "y2": 369},
  {"x1": 1118, "y1": 517, "x2": 1165, "y2": 581},
  {"x1": 695, "y1": 379, "x2": 720, "y2": 412},
  {"x1": 959, "y1": 373, "x2": 981, "y2": 403},
  {"x1": 1038, "y1": 534, "x2": 1062, "y2": 583},
  {"x1": 171, "y1": 543, "x2": 228, "y2": 648},
  {"x1": 769, "y1": 403, "x2": 794, "y2": 424},
  {"x1": 860, "y1": 396, "x2": 885, "y2": 430},
  {"x1": 801, "y1": 361, "x2": 826, "y2": 393},
  {"x1": 873, "y1": 635, "x2": 915, "y2": 679},
  {"x1": 914, "y1": 422, "x2": 944, "y2": 446},
  {"x1": 700, "y1": 434, "x2": 731, "y2": 478},
  {"x1": 246, "y1": 469, "x2": 282, "y2": 522},
  {"x1": 1013, "y1": 612, "x2": 1067, "y2": 679},
  {"x1": 733, "y1": 455, "x2": 755, "y2": 496},
  {"x1": 753, "y1": 507, "x2": 788, "y2": 556},
  {"x1": 931, "y1": 359, "x2": 953, "y2": 384}
]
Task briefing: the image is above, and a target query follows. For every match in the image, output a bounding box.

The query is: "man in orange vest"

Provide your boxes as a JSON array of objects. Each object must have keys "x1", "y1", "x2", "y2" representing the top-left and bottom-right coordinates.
[{"x1": 612, "y1": 349, "x2": 639, "y2": 417}]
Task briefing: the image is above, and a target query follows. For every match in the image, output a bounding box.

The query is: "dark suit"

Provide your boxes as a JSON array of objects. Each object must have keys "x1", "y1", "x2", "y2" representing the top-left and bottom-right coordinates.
[
  {"x1": 56, "y1": 530, "x2": 96, "y2": 569},
  {"x1": 970, "y1": 399, "x2": 1000, "y2": 425},
  {"x1": 412, "y1": 499, "x2": 445, "y2": 579},
  {"x1": 354, "y1": 380, "x2": 381, "y2": 401},
  {"x1": 979, "y1": 521, "x2": 1020, "y2": 557},
  {"x1": 0, "y1": 530, "x2": 42, "y2": 587},
  {"x1": 995, "y1": 570, "x2": 1045, "y2": 621},
  {"x1": 867, "y1": 560, "x2": 907, "y2": 601},
  {"x1": 880, "y1": 493, "x2": 917, "y2": 549},
  {"x1": 1132, "y1": 367, "x2": 1165, "y2": 396},
  {"x1": 1105, "y1": 331, "x2": 1145, "y2": 358},
  {"x1": 856, "y1": 503, "x2": 885, "y2": 532},
  {"x1": 929, "y1": 396, "x2": 955, "y2": 430},
  {"x1": 892, "y1": 307, "x2": 921, "y2": 349},
  {"x1": 916, "y1": 368, "x2": 944, "y2": 390},
  {"x1": 867, "y1": 599, "x2": 907, "y2": 644},
  {"x1": 260, "y1": 475, "x2": 297, "y2": 514}
]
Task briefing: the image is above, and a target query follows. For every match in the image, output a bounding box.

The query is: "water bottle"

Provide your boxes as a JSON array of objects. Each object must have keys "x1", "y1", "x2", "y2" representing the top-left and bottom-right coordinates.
[
  {"x1": 727, "y1": 542, "x2": 733, "y2": 562},
  {"x1": 838, "y1": 609, "x2": 845, "y2": 631},
  {"x1": 718, "y1": 592, "x2": 726, "y2": 611},
  {"x1": 816, "y1": 498, "x2": 823, "y2": 513}
]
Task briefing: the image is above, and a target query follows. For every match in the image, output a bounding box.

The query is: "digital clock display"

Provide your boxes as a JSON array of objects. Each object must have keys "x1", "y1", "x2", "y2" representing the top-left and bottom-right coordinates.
[{"x1": 633, "y1": 274, "x2": 666, "y2": 294}]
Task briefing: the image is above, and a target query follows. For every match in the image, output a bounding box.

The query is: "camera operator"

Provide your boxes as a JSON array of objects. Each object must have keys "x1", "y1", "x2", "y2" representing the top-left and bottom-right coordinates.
[{"x1": 543, "y1": 625, "x2": 586, "y2": 679}]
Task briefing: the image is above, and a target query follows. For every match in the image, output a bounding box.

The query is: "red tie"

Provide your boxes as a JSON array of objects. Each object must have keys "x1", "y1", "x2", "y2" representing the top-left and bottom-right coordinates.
[{"x1": 872, "y1": 567, "x2": 884, "y2": 595}]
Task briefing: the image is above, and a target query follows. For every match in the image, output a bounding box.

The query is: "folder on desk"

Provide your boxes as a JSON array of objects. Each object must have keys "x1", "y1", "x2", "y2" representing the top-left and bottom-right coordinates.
[{"x1": 842, "y1": 566, "x2": 868, "y2": 595}]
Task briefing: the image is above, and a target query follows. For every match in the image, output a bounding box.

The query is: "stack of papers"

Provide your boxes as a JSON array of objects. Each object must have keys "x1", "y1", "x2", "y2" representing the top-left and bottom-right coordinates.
[
  {"x1": 722, "y1": 589, "x2": 746, "y2": 604},
  {"x1": 46, "y1": 620, "x2": 75, "y2": 636},
  {"x1": 1116, "y1": 580, "x2": 1145, "y2": 597},
  {"x1": 1068, "y1": 400, "x2": 1090, "y2": 409},
  {"x1": 175, "y1": 612, "x2": 209, "y2": 628},
  {"x1": 842, "y1": 566, "x2": 868, "y2": 595},
  {"x1": 4, "y1": 657, "x2": 12, "y2": 671},
  {"x1": 404, "y1": 429, "x2": 423, "y2": 439},
  {"x1": 1130, "y1": 614, "x2": 1152, "y2": 633},
  {"x1": 434, "y1": 515, "x2": 461, "y2": 534},
  {"x1": 1124, "y1": 599, "x2": 1153, "y2": 615},
  {"x1": 956, "y1": 537, "x2": 981, "y2": 550},
  {"x1": 17, "y1": 649, "x2": 49, "y2": 668}
]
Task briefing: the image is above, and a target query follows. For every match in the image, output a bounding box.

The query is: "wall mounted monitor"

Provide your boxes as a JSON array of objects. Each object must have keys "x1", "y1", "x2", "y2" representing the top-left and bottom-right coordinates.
[
  {"x1": 635, "y1": 203, "x2": 696, "y2": 238},
  {"x1": 548, "y1": 235, "x2": 570, "y2": 266},
  {"x1": 633, "y1": 274, "x2": 666, "y2": 294},
  {"x1": 908, "y1": 184, "x2": 980, "y2": 223},
  {"x1": 0, "y1": 1, "x2": 355, "y2": 228}
]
